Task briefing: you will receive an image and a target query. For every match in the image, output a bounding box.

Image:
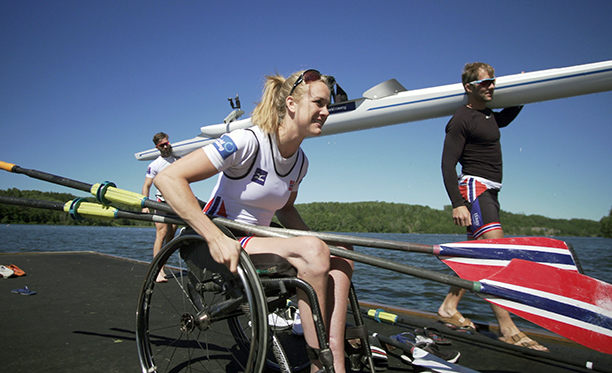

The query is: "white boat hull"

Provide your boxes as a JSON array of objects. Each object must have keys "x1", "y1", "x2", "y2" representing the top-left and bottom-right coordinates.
[{"x1": 135, "y1": 60, "x2": 612, "y2": 161}]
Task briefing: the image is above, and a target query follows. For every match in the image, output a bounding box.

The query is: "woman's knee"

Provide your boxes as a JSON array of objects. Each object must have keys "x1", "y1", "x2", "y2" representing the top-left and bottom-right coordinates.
[{"x1": 299, "y1": 236, "x2": 330, "y2": 272}]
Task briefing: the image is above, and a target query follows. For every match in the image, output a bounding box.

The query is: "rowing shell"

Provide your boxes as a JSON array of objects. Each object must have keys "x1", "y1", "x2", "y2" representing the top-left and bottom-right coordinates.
[{"x1": 135, "y1": 59, "x2": 612, "y2": 161}]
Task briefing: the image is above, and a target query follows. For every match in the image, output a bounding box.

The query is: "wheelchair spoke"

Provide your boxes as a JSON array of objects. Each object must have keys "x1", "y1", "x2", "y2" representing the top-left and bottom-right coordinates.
[{"x1": 136, "y1": 233, "x2": 268, "y2": 373}]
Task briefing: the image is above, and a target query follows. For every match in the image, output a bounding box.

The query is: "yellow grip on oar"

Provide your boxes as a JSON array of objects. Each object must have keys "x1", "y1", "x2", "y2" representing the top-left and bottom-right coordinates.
[
  {"x1": 63, "y1": 200, "x2": 117, "y2": 220},
  {"x1": 367, "y1": 309, "x2": 398, "y2": 323},
  {"x1": 0, "y1": 161, "x2": 17, "y2": 172},
  {"x1": 90, "y1": 183, "x2": 147, "y2": 208}
]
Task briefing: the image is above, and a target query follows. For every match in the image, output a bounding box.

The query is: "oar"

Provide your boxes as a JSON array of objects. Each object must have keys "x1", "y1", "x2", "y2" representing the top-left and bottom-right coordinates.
[
  {"x1": 0, "y1": 195, "x2": 185, "y2": 226},
  {"x1": 212, "y1": 218, "x2": 612, "y2": 355},
  {"x1": 481, "y1": 258, "x2": 612, "y2": 356},
  {"x1": 0, "y1": 160, "x2": 174, "y2": 214},
  {"x1": 255, "y1": 225, "x2": 583, "y2": 278},
  {"x1": 1, "y1": 161, "x2": 583, "y2": 280}
]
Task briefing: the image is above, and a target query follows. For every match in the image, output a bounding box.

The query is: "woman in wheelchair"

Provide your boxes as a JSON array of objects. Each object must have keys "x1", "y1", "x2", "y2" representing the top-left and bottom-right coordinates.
[{"x1": 154, "y1": 69, "x2": 353, "y2": 373}]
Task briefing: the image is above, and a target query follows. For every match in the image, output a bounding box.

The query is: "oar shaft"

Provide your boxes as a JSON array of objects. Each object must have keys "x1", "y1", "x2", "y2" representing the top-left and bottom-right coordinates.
[
  {"x1": 0, "y1": 195, "x2": 65, "y2": 211},
  {"x1": 1, "y1": 160, "x2": 175, "y2": 213},
  {"x1": 4, "y1": 163, "x2": 93, "y2": 193},
  {"x1": 264, "y1": 226, "x2": 434, "y2": 254},
  {"x1": 0, "y1": 195, "x2": 185, "y2": 226},
  {"x1": 114, "y1": 209, "x2": 185, "y2": 225},
  {"x1": 212, "y1": 217, "x2": 478, "y2": 292},
  {"x1": 0, "y1": 191, "x2": 475, "y2": 291}
]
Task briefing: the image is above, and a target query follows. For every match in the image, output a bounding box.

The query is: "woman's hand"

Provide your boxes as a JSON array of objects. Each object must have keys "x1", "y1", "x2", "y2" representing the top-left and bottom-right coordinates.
[{"x1": 207, "y1": 233, "x2": 242, "y2": 273}]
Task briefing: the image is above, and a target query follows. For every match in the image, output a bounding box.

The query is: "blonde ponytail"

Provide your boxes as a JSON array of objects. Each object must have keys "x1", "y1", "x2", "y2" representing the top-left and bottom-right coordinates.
[{"x1": 251, "y1": 71, "x2": 329, "y2": 134}]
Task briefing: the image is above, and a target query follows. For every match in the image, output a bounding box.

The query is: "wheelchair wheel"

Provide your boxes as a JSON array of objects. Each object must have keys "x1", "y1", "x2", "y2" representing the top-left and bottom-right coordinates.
[
  {"x1": 229, "y1": 298, "x2": 310, "y2": 373},
  {"x1": 136, "y1": 233, "x2": 269, "y2": 373}
]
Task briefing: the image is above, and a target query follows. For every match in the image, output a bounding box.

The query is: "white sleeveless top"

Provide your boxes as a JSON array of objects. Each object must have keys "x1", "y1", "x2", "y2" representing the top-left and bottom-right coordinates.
[{"x1": 202, "y1": 127, "x2": 308, "y2": 226}]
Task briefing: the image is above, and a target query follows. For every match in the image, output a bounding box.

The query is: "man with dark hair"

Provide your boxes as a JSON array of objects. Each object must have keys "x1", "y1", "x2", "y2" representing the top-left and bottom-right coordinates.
[
  {"x1": 142, "y1": 132, "x2": 178, "y2": 282},
  {"x1": 438, "y1": 62, "x2": 547, "y2": 351}
]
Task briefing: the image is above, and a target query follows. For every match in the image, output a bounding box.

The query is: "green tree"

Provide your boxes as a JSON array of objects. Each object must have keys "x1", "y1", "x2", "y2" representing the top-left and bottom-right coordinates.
[{"x1": 601, "y1": 207, "x2": 612, "y2": 238}]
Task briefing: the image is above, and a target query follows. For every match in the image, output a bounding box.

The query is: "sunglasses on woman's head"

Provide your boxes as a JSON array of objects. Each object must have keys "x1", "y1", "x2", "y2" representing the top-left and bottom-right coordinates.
[{"x1": 289, "y1": 69, "x2": 322, "y2": 96}]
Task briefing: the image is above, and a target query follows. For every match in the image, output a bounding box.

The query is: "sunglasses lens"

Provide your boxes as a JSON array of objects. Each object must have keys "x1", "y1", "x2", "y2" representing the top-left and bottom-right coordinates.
[
  {"x1": 157, "y1": 142, "x2": 169, "y2": 148},
  {"x1": 470, "y1": 78, "x2": 496, "y2": 87},
  {"x1": 302, "y1": 69, "x2": 321, "y2": 84},
  {"x1": 289, "y1": 69, "x2": 322, "y2": 96}
]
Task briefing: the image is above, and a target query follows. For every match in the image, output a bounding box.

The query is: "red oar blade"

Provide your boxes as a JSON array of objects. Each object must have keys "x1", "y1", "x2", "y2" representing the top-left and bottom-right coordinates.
[
  {"x1": 478, "y1": 259, "x2": 612, "y2": 354},
  {"x1": 439, "y1": 237, "x2": 580, "y2": 282}
]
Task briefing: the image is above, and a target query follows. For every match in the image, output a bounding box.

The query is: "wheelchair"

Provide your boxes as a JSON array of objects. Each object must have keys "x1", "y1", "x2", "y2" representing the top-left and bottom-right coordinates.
[{"x1": 136, "y1": 224, "x2": 375, "y2": 373}]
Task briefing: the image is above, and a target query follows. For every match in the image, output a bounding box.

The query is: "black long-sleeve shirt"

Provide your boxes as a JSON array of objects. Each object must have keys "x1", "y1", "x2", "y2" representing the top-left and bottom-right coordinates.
[{"x1": 441, "y1": 105, "x2": 523, "y2": 208}]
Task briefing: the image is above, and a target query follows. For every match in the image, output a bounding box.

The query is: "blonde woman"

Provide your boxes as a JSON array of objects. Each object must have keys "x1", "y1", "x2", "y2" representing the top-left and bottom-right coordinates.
[{"x1": 154, "y1": 69, "x2": 353, "y2": 372}]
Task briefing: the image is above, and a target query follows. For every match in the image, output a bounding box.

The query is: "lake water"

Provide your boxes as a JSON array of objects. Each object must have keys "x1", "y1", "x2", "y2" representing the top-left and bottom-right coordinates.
[{"x1": 2, "y1": 224, "x2": 611, "y2": 330}]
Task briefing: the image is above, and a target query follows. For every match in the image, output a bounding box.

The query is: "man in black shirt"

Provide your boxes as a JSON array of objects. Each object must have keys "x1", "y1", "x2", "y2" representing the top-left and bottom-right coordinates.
[{"x1": 438, "y1": 62, "x2": 547, "y2": 351}]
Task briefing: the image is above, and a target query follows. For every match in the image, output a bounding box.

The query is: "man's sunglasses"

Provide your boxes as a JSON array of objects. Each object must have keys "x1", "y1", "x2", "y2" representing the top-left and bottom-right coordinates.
[
  {"x1": 156, "y1": 141, "x2": 170, "y2": 148},
  {"x1": 289, "y1": 69, "x2": 322, "y2": 96},
  {"x1": 469, "y1": 77, "x2": 496, "y2": 87}
]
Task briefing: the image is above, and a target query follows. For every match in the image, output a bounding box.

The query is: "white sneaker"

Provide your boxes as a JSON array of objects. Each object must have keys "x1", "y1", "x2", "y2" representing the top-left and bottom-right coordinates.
[
  {"x1": 292, "y1": 309, "x2": 303, "y2": 335},
  {"x1": 0, "y1": 265, "x2": 14, "y2": 279},
  {"x1": 268, "y1": 312, "x2": 292, "y2": 329}
]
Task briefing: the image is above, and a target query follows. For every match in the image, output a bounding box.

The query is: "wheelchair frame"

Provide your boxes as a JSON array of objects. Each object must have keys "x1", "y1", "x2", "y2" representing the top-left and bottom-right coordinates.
[{"x1": 135, "y1": 226, "x2": 375, "y2": 373}]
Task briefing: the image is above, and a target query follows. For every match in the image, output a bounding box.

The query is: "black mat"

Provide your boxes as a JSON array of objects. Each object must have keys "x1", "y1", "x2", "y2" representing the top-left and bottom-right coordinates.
[
  {"x1": 2, "y1": 252, "x2": 611, "y2": 373},
  {"x1": 0, "y1": 252, "x2": 147, "y2": 373}
]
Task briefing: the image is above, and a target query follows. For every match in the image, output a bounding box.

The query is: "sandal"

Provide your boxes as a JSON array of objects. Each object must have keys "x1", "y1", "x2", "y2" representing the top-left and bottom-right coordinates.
[
  {"x1": 499, "y1": 332, "x2": 549, "y2": 352},
  {"x1": 437, "y1": 311, "x2": 475, "y2": 331}
]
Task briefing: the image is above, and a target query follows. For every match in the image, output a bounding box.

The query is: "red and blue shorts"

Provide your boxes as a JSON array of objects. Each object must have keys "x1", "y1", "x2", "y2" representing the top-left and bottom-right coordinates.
[{"x1": 459, "y1": 178, "x2": 502, "y2": 239}]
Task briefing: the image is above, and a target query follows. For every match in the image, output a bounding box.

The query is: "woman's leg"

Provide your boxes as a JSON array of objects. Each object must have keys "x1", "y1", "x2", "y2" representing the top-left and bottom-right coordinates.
[
  {"x1": 326, "y1": 253, "x2": 354, "y2": 373},
  {"x1": 244, "y1": 236, "x2": 331, "y2": 372}
]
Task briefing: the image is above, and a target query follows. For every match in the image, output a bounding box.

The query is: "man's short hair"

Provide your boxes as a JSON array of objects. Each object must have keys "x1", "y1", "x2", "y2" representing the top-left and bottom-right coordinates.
[
  {"x1": 152, "y1": 132, "x2": 169, "y2": 145},
  {"x1": 462, "y1": 62, "x2": 495, "y2": 86}
]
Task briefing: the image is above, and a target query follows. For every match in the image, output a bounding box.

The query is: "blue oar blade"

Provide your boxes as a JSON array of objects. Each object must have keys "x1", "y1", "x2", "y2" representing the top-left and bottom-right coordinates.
[
  {"x1": 439, "y1": 237, "x2": 579, "y2": 282},
  {"x1": 478, "y1": 259, "x2": 612, "y2": 354}
]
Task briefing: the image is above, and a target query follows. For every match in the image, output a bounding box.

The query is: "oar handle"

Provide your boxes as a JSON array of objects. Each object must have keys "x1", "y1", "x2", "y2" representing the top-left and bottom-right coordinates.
[{"x1": 0, "y1": 161, "x2": 17, "y2": 172}]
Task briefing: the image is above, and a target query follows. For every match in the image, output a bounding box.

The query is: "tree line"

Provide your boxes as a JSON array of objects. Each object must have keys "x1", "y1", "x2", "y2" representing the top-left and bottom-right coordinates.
[
  {"x1": 1, "y1": 189, "x2": 610, "y2": 237},
  {"x1": 293, "y1": 201, "x2": 606, "y2": 237}
]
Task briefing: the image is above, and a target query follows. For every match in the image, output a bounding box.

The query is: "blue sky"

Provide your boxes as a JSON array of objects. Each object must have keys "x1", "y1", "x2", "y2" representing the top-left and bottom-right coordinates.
[{"x1": 2, "y1": 1, "x2": 611, "y2": 222}]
